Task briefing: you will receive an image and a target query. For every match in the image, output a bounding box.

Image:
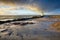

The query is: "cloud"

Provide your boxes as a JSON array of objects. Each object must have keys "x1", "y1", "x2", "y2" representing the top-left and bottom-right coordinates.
[
  {"x1": 0, "y1": 0, "x2": 60, "y2": 15},
  {"x1": 45, "y1": 9, "x2": 60, "y2": 15},
  {"x1": 0, "y1": 0, "x2": 60, "y2": 12}
]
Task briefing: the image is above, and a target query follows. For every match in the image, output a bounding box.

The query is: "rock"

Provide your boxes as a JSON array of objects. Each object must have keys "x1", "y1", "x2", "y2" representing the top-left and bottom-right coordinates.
[
  {"x1": 32, "y1": 16, "x2": 44, "y2": 18},
  {"x1": 11, "y1": 21, "x2": 35, "y2": 26},
  {"x1": 0, "y1": 29, "x2": 8, "y2": 32},
  {"x1": 0, "y1": 32, "x2": 12, "y2": 36},
  {"x1": 0, "y1": 29, "x2": 7, "y2": 32},
  {"x1": 20, "y1": 23, "x2": 27, "y2": 26},
  {"x1": 27, "y1": 22, "x2": 35, "y2": 24},
  {"x1": 12, "y1": 22, "x2": 20, "y2": 25}
]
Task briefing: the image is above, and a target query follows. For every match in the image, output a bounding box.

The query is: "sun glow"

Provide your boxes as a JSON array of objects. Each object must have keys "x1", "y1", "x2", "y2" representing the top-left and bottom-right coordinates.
[
  {"x1": 0, "y1": 2, "x2": 44, "y2": 16},
  {"x1": 25, "y1": 5, "x2": 44, "y2": 16}
]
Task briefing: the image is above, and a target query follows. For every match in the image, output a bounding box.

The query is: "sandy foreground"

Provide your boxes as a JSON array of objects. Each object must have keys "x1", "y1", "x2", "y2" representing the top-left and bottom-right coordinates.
[{"x1": 0, "y1": 17, "x2": 60, "y2": 40}]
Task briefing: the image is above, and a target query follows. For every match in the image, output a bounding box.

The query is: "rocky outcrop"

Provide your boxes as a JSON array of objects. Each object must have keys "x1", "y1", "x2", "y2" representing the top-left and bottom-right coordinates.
[{"x1": 0, "y1": 16, "x2": 44, "y2": 25}]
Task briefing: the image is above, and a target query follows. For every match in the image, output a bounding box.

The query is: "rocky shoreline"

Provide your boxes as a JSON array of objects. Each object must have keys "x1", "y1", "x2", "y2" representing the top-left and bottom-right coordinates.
[{"x1": 0, "y1": 16, "x2": 60, "y2": 40}]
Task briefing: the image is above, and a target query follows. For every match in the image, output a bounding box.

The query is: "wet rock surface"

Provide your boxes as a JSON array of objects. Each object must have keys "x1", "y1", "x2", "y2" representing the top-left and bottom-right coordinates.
[{"x1": 0, "y1": 17, "x2": 60, "y2": 40}]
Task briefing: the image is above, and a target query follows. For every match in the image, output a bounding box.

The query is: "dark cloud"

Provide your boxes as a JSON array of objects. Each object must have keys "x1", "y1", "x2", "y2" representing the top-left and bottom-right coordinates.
[
  {"x1": 0, "y1": 0, "x2": 60, "y2": 12},
  {"x1": 37, "y1": 0, "x2": 60, "y2": 12},
  {"x1": 12, "y1": 0, "x2": 60, "y2": 12}
]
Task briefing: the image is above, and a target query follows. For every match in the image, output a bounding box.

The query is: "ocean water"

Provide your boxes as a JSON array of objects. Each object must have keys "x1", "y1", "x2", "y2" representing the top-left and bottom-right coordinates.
[{"x1": 0, "y1": 15, "x2": 39, "y2": 20}]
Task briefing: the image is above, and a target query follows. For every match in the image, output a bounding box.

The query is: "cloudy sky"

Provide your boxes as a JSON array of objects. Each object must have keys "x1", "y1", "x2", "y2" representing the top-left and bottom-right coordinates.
[{"x1": 0, "y1": 0, "x2": 60, "y2": 15}]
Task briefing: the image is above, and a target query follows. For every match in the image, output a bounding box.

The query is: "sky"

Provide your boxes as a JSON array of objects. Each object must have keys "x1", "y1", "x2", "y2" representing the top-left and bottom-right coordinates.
[{"x1": 0, "y1": 0, "x2": 60, "y2": 15}]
